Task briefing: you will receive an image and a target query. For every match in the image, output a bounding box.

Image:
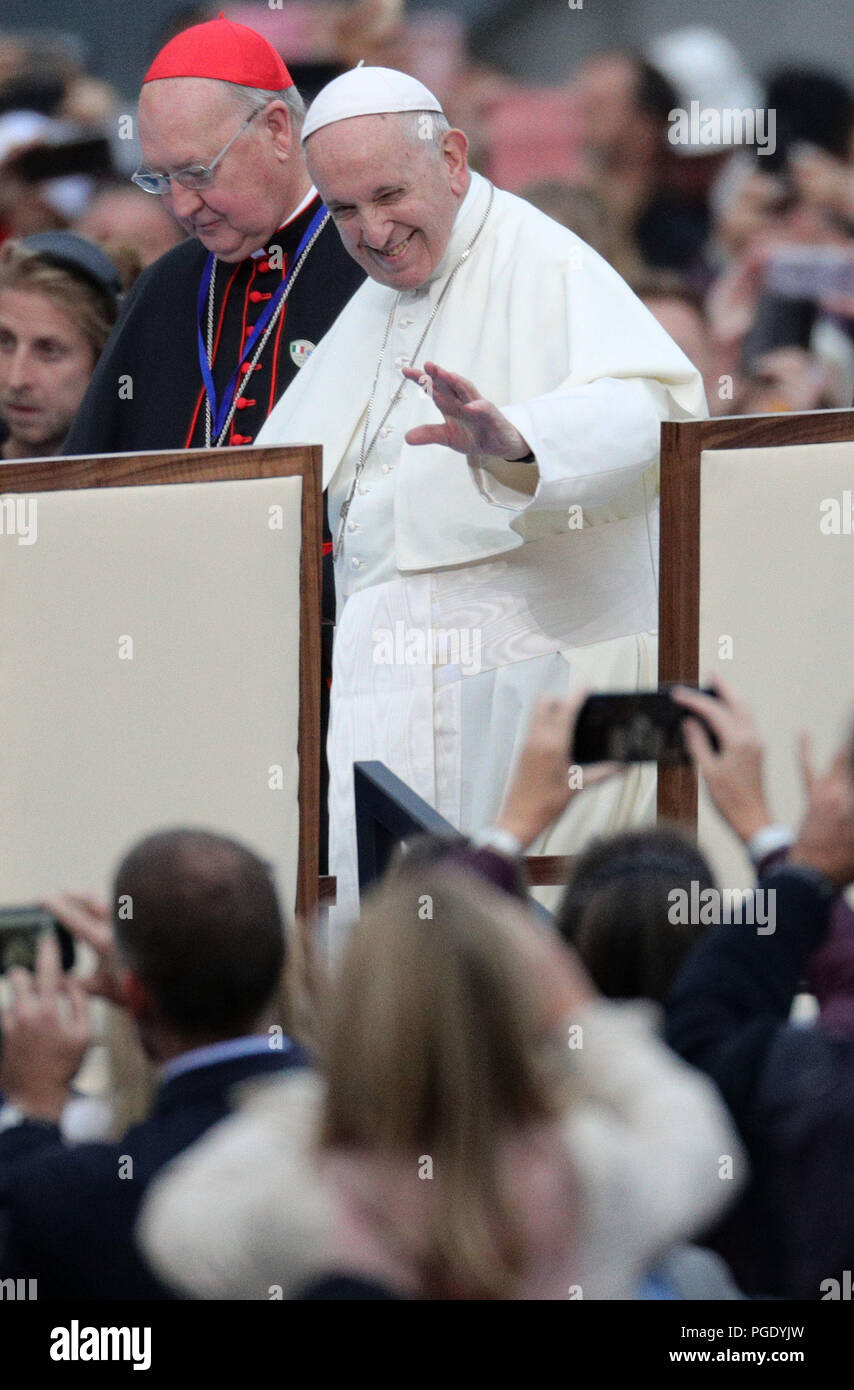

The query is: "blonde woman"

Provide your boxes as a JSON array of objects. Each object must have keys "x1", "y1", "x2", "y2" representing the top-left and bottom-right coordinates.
[
  {"x1": 316, "y1": 863, "x2": 587, "y2": 1300},
  {"x1": 140, "y1": 823, "x2": 742, "y2": 1298}
]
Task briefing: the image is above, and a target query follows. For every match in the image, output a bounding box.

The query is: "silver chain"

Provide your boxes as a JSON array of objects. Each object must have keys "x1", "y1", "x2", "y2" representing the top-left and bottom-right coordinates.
[
  {"x1": 334, "y1": 182, "x2": 495, "y2": 559},
  {"x1": 204, "y1": 211, "x2": 331, "y2": 447}
]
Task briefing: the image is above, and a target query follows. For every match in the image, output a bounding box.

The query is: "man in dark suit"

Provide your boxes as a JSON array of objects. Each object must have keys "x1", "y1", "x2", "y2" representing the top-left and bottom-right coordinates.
[
  {"x1": 667, "y1": 681, "x2": 854, "y2": 1298},
  {"x1": 0, "y1": 827, "x2": 308, "y2": 1299}
]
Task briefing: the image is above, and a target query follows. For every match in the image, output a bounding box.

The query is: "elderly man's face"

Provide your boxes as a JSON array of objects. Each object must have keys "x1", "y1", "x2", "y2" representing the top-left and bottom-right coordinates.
[
  {"x1": 307, "y1": 114, "x2": 469, "y2": 291},
  {"x1": 138, "y1": 78, "x2": 299, "y2": 262}
]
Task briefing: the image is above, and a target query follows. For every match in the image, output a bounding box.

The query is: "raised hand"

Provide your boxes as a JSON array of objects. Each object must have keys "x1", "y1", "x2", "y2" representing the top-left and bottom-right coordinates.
[
  {"x1": 43, "y1": 890, "x2": 127, "y2": 1007},
  {"x1": 673, "y1": 676, "x2": 771, "y2": 843},
  {"x1": 495, "y1": 690, "x2": 620, "y2": 850},
  {"x1": 1, "y1": 932, "x2": 91, "y2": 1122},
  {"x1": 402, "y1": 360, "x2": 532, "y2": 459},
  {"x1": 790, "y1": 735, "x2": 854, "y2": 890}
]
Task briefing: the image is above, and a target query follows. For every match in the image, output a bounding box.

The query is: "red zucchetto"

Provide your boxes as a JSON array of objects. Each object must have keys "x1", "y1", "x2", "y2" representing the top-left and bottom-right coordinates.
[{"x1": 143, "y1": 15, "x2": 293, "y2": 89}]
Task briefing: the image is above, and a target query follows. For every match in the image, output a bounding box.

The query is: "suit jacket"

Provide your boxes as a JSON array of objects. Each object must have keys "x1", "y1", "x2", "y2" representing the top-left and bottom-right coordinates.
[
  {"x1": 0, "y1": 1044, "x2": 308, "y2": 1299},
  {"x1": 665, "y1": 865, "x2": 847, "y2": 1298}
]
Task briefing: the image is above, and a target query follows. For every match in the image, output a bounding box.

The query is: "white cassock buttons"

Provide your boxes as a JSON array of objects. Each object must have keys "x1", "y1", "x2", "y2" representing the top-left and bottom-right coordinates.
[
  {"x1": 399, "y1": 316, "x2": 414, "y2": 327},
  {"x1": 393, "y1": 354, "x2": 410, "y2": 367},
  {"x1": 379, "y1": 426, "x2": 392, "y2": 438},
  {"x1": 358, "y1": 483, "x2": 370, "y2": 495},
  {"x1": 381, "y1": 463, "x2": 394, "y2": 474},
  {"x1": 351, "y1": 556, "x2": 363, "y2": 569},
  {"x1": 347, "y1": 520, "x2": 359, "y2": 532}
]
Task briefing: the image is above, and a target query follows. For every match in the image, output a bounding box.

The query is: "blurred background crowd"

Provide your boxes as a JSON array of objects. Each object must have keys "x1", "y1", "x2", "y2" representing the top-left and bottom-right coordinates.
[{"x1": 3, "y1": 0, "x2": 854, "y2": 442}]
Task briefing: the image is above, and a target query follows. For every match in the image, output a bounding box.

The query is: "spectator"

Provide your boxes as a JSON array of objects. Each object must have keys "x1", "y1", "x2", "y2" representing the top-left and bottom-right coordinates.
[
  {"x1": 765, "y1": 67, "x2": 854, "y2": 171},
  {"x1": 668, "y1": 679, "x2": 854, "y2": 1297},
  {"x1": 137, "y1": 697, "x2": 741, "y2": 1301},
  {"x1": 380, "y1": 708, "x2": 745, "y2": 1298},
  {"x1": 0, "y1": 827, "x2": 309, "y2": 1299},
  {"x1": 74, "y1": 180, "x2": 184, "y2": 268},
  {"x1": 633, "y1": 271, "x2": 731, "y2": 415},
  {"x1": 704, "y1": 66, "x2": 854, "y2": 411},
  {"x1": 571, "y1": 50, "x2": 711, "y2": 278},
  {"x1": 643, "y1": 27, "x2": 765, "y2": 286},
  {"x1": 734, "y1": 345, "x2": 848, "y2": 413},
  {"x1": 557, "y1": 825, "x2": 716, "y2": 1003},
  {"x1": 0, "y1": 230, "x2": 133, "y2": 460},
  {"x1": 671, "y1": 677, "x2": 854, "y2": 1039}
]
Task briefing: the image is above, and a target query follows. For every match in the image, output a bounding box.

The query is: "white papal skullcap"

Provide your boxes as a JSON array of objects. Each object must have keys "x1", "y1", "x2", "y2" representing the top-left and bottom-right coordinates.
[{"x1": 301, "y1": 66, "x2": 444, "y2": 143}]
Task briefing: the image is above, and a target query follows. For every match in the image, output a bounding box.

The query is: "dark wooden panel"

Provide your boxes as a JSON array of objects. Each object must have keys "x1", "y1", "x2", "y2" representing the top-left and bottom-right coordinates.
[
  {"x1": 0, "y1": 444, "x2": 319, "y2": 492},
  {"x1": 318, "y1": 876, "x2": 336, "y2": 905},
  {"x1": 295, "y1": 447, "x2": 323, "y2": 922},
  {"x1": 525, "y1": 854, "x2": 576, "y2": 887}
]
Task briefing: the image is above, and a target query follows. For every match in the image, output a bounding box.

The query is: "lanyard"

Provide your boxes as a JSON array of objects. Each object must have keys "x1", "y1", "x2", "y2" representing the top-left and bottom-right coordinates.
[{"x1": 196, "y1": 204, "x2": 327, "y2": 440}]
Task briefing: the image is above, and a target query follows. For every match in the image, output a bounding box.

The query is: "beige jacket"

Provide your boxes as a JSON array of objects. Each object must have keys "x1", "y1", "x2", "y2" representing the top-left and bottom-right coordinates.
[{"x1": 137, "y1": 1001, "x2": 744, "y2": 1300}]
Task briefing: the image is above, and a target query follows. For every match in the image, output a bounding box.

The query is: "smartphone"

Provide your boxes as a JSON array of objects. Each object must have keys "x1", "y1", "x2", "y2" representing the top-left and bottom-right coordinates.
[
  {"x1": 0, "y1": 907, "x2": 75, "y2": 975},
  {"x1": 5, "y1": 137, "x2": 113, "y2": 184},
  {"x1": 741, "y1": 292, "x2": 816, "y2": 368},
  {"x1": 572, "y1": 687, "x2": 719, "y2": 765},
  {"x1": 763, "y1": 246, "x2": 854, "y2": 302}
]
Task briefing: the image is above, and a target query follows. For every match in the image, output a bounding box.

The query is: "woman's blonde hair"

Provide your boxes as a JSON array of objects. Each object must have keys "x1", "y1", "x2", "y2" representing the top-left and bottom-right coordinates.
[{"x1": 320, "y1": 863, "x2": 574, "y2": 1298}]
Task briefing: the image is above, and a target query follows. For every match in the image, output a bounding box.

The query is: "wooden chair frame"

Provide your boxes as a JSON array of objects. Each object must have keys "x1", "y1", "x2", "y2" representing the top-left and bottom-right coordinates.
[
  {"x1": 658, "y1": 408, "x2": 854, "y2": 825},
  {"x1": 0, "y1": 444, "x2": 323, "y2": 918}
]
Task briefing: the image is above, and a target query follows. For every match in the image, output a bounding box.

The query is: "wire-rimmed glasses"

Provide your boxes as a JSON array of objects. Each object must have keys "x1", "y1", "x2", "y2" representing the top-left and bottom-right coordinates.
[{"x1": 131, "y1": 106, "x2": 264, "y2": 195}]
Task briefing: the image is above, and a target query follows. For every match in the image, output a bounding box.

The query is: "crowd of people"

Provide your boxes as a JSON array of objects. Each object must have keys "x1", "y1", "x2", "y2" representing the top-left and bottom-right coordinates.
[
  {"x1": 2, "y1": 5, "x2": 854, "y2": 1306},
  {"x1": 2, "y1": 14, "x2": 854, "y2": 453},
  {"x1": 2, "y1": 678, "x2": 854, "y2": 1300}
]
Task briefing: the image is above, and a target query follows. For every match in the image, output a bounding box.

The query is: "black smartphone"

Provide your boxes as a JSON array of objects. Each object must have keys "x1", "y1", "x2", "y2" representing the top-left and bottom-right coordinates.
[
  {"x1": 572, "y1": 687, "x2": 719, "y2": 765},
  {"x1": 0, "y1": 907, "x2": 75, "y2": 975},
  {"x1": 741, "y1": 292, "x2": 816, "y2": 370},
  {"x1": 5, "y1": 137, "x2": 114, "y2": 184}
]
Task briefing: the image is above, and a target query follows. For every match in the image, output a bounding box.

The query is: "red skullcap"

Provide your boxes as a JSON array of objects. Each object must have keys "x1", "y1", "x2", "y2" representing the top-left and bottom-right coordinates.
[{"x1": 143, "y1": 15, "x2": 293, "y2": 89}]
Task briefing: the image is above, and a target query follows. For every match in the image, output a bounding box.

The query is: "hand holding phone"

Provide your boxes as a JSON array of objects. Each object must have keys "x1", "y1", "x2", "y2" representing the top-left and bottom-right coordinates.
[
  {"x1": 0, "y1": 906, "x2": 74, "y2": 975},
  {"x1": 672, "y1": 679, "x2": 771, "y2": 844},
  {"x1": 495, "y1": 690, "x2": 620, "y2": 849},
  {"x1": 0, "y1": 932, "x2": 91, "y2": 1123}
]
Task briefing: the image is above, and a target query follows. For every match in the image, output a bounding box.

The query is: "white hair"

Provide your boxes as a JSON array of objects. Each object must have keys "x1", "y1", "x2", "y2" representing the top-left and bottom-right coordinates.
[
  {"x1": 226, "y1": 80, "x2": 306, "y2": 133},
  {"x1": 403, "y1": 110, "x2": 450, "y2": 156}
]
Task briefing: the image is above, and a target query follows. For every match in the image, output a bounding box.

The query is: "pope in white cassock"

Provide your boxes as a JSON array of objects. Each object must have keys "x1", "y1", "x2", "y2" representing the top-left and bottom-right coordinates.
[{"x1": 256, "y1": 67, "x2": 708, "y2": 937}]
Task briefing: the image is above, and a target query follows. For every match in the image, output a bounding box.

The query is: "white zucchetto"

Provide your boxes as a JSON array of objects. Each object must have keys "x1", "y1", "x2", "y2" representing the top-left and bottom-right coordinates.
[{"x1": 301, "y1": 66, "x2": 444, "y2": 143}]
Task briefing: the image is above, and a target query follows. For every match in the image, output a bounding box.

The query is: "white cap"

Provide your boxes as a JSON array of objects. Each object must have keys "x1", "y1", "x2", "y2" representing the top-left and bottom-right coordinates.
[
  {"x1": 302, "y1": 65, "x2": 444, "y2": 143},
  {"x1": 646, "y1": 27, "x2": 764, "y2": 156}
]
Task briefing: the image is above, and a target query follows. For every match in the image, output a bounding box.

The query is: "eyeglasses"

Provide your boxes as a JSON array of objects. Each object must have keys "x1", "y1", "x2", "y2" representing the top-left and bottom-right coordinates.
[{"x1": 131, "y1": 106, "x2": 264, "y2": 195}]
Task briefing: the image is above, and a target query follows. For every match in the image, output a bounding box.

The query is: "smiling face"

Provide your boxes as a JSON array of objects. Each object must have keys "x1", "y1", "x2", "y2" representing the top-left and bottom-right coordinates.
[
  {"x1": 306, "y1": 113, "x2": 469, "y2": 290},
  {"x1": 0, "y1": 288, "x2": 96, "y2": 458},
  {"x1": 138, "y1": 77, "x2": 305, "y2": 262}
]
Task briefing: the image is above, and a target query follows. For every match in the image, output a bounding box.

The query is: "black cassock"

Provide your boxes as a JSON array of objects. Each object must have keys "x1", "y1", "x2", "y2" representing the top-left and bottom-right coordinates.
[{"x1": 65, "y1": 192, "x2": 365, "y2": 871}]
